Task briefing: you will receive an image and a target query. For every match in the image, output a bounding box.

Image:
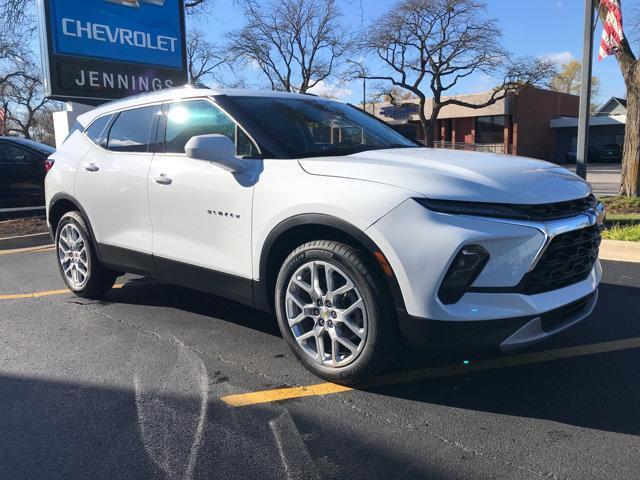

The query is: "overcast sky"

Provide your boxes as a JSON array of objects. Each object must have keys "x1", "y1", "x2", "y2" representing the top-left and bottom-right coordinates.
[{"x1": 191, "y1": 0, "x2": 630, "y2": 107}]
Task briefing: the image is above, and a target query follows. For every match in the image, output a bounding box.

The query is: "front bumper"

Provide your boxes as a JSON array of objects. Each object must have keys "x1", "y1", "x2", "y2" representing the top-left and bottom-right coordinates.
[
  {"x1": 398, "y1": 289, "x2": 598, "y2": 351},
  {"x1": 368, "y1": 199, "x2": 603, "y2": 320},
  {"x1": 367, "y1": 197, "x2": 603, "y2": 349}
]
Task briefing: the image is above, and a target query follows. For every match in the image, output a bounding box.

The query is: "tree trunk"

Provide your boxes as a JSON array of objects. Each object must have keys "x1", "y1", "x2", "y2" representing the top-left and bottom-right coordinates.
[
  {"x1": 621, "y1": 67, "x2": 640, "y2": 196},
  {"x1": 428, "y1": 105, "x2": 441, "y2": 148},
  {"x1": 417, "y1": 96, "x2": 431, "y2": 147}
]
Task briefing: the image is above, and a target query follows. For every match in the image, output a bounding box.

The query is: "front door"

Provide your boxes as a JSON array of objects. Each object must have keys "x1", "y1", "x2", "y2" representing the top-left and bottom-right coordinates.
[{"x1": 148, "y1": 99, "x2": 259, "y2": 302}]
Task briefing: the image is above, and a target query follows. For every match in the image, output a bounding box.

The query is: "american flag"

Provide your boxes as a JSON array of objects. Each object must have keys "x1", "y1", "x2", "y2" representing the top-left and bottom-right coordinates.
[{"x1": 599, "y1": 0, "x2": 624, "y2": 61}]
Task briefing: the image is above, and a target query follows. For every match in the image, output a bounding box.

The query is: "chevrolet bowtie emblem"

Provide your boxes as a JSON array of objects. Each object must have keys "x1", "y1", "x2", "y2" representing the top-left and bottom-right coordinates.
[{"x1": 106, "y1": 0, "x2": 165, "y2": 7}]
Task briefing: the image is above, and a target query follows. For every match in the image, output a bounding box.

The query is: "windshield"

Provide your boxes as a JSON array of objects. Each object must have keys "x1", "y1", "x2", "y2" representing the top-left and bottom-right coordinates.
[{"x1": 226, "y1": 96, "x2": 417, "y2": 158}]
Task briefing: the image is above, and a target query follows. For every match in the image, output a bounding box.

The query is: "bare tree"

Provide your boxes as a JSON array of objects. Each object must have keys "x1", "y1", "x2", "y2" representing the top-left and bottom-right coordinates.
[
  {"x1": 357, "y1": 0, "x2": 553, "y2": 147},
  {"x1": 1, "y1": 70, "x2": 55, "y2": 139},
  {"x1": 600, "y1": 0, "x2": 640, "y2": 196},
  {"x1": 186, "y1": 29, "x2": 227, "y2": 85},
  {"x1": 228, "y1": 0, "x2": 351, "y2": 92}
]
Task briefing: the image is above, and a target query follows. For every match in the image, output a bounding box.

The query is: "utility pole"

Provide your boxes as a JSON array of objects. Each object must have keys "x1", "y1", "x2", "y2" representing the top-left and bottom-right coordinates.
[{"x1": 577, "y1": 0, "x2": 596, "y2": 180}]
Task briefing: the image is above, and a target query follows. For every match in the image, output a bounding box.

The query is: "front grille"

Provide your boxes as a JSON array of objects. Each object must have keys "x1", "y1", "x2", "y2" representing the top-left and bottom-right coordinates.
[
  {"x1": 515, "y1": 194, "x2": 597, "y2": 221},
  {"x1": 540, "y1": 293, "x2": 595, "y2": 332},
  {"x1": 519, "y1": 225, "x2": 601, "y2": 295}
]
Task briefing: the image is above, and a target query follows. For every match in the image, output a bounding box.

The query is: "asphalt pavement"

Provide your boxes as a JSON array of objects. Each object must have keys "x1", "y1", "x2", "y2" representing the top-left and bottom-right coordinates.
[{"x1": 0, "y1": 244, "x2": 639, "y2": 480}]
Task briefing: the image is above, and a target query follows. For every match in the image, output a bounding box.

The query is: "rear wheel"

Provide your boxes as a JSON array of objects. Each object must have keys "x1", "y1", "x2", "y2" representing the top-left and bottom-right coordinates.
[
  {"x1": 275, "y1": 240, "x2": 397, "y2": 385},
  {"x1": 55, "y1": 211, "x2": 117, "y2": 299}
]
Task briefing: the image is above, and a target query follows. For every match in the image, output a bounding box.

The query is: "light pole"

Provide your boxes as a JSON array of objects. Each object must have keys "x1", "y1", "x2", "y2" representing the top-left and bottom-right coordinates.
[
  {"x1": 577, "y1": 0, "x2": 597, "y2": 180},
  {"x1": 347, "y1": 59, "x2": 367, "y2": 112}
]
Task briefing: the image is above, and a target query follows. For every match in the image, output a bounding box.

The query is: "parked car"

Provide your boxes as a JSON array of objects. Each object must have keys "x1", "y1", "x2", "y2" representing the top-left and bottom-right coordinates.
[
  {"x1": 0, "y1": 137, "x2": 55, "y2": 208},
  {"x1": 46, "y1": 87, "x2": 604, "y2": 385},
  {"x1": 565, "y1": 145, "x2": 599, "y2": 164},
  {"x1": 599, "y1": 143, "x2": 623, "y2": 163}
]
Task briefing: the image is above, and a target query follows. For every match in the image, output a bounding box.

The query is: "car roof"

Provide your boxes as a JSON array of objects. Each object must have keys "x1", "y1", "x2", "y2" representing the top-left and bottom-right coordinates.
[
  {"x1": 77, "y1": 86, "x2": 324, "y2": 127},
  {"x1": 0, "y1": 136, "x2": 55, "y2": 153}
]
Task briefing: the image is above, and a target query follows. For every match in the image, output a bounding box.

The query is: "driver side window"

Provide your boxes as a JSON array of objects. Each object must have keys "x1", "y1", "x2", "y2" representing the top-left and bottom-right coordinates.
[{"x1": 164, "y1": 100, "x2": 258, "y2": 157}]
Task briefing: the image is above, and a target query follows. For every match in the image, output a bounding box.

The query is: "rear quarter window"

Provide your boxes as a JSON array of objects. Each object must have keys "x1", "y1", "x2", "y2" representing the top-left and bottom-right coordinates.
[{"x1": 84, "y1": 115, "x2": 112, "y2": 147}]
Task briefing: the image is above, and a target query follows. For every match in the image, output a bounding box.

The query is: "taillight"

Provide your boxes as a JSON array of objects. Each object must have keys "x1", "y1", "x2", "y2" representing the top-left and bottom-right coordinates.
[{"x1": 44, "y1": 160, "x2": 54, "y2": 173}]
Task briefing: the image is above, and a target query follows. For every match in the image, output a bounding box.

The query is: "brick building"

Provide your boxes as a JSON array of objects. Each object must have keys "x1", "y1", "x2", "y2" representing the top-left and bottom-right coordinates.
[{"x1": 368, "y1": 88, "x2": 580, "y2": 162}]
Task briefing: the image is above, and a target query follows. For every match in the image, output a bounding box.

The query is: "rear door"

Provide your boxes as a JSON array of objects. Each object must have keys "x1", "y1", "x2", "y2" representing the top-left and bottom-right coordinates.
[
  {"x1": 0, "y1": 141, "x2": 45, "y2": 208},
  {"x1": 74, "y1": 105, "x2": 161, "y2": 271}
]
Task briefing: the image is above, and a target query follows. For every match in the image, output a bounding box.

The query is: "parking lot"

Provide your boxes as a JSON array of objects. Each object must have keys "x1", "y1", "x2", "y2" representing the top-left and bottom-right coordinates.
[
  {"x1": 569, "y1": 164, "x2": 621, "y2": 197},
  {"x1": 0, "y1": 243, "x2": 639, "y2": 480}
]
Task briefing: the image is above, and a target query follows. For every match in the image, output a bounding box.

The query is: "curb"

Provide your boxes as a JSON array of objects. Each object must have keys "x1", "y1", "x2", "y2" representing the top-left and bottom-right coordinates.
[
  {"x1": 600, "y1": 239, "x2": 640, "y2": 264},
  {"x1": 0, "y1": 244, "x2": 54, "y2": 256},
  {"x1": 0, "y1": 232, "x2": 51, "y2": 251}
]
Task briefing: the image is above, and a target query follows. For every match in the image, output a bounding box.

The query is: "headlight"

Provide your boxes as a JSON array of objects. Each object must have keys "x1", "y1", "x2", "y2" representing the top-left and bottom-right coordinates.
[{"x1": 414, "y1": 198, "x2": 530, "y2": 220}]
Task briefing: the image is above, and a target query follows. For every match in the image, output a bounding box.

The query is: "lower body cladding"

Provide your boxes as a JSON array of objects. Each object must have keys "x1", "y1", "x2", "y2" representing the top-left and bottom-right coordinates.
[{"x1": 368, "y1": 198, "x2": 603, "y2": 350}]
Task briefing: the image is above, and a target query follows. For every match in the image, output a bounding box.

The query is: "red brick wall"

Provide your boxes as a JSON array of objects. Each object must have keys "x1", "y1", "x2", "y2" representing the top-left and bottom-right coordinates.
[
  {"x1": 512, "y1": 89, "x2": 579, "y2": 161},
  {"x1": 453, "y1": 117, "x2": 475, "y2": 143}
]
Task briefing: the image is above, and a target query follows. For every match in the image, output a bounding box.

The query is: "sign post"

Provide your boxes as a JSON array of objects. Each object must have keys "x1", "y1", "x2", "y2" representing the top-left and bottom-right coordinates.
[
  {"x1": 577, "y1": 0, "x2": 596, "y2": 180},
  {"x1": 37, "y1": 0, "x2": 187, "y2": 104}
]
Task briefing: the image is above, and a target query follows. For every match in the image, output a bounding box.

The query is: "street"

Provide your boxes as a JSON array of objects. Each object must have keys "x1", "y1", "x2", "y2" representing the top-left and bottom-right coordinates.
[{"x1": 0, "y1": 245, "x2": 639, "y2": 479}]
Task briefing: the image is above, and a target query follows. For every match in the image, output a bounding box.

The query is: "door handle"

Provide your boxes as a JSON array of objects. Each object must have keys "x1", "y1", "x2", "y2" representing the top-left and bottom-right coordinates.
[
  {"x1": 153, "y1": 174, "x2": 173, "y2": 185},
  {"x1": 84, "y1": 162, "x2": 99, "y2": 172}
]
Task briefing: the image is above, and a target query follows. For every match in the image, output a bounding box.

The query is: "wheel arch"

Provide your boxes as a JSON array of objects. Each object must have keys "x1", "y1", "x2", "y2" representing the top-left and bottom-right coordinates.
[
  {"x1": 255, "y1": 214, "x2": 406, "y2": 313},
  {"x1": 48, "y1": 193, "x2": 102, "y2": 262}
]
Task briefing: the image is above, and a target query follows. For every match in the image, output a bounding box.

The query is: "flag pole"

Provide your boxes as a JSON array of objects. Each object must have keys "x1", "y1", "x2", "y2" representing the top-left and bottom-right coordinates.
[{"x1": 577, "y1": 0, "x2": 596, "y2": 180}]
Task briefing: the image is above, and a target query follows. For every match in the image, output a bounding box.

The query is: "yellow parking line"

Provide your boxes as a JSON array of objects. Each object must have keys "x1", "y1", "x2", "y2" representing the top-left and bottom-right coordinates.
[
  {"x1": 221, "y1": 336, "x2": 640, "y2": 407},
  {"x1": 222, "y1": 382, "x2": 353, "y2": 407},
  {"x1": 0, "y1": 284, "x2": 124, "y2": 301},
  {"x1": 0, "y1": 245, "x2": 55, "y2": 256}
]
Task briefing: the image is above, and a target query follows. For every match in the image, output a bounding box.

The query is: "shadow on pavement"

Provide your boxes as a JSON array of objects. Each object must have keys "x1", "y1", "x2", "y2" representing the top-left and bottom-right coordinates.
[
  {"x1": 0, "y1": 373, "x2": 464, "y2": 480},
  {"x1": 101, "y1": 278, "x2": 282, "y2": 338}
]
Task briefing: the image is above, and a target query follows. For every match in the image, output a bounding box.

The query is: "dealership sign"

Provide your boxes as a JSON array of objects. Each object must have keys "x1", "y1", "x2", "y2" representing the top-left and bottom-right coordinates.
[
  {"x1": 37, "y1": 0, "x2": 187, "y2": 102},
  {"x1": 380, "y1": 103, "x2": 420, "y2": 120}
]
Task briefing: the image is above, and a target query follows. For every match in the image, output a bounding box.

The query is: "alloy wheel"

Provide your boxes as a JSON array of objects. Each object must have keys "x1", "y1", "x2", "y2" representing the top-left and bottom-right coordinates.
[
  {"x1": 285, "y1": 261, "x2": 368, "y2": 368},
  {"x1": 58, "y1": 223, "x2": 90, "y2": 289}
]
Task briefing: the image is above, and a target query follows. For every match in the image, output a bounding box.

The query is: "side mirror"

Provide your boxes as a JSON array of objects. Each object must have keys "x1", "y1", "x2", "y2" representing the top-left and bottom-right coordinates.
[{"x1": 184, "y1": 134, "x2": 247, "y2": 173}]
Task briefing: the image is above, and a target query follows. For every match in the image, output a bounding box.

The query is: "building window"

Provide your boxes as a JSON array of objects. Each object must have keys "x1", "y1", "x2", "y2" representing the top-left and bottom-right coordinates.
[{"x1": 476, "y1": 115, "x2": 505, "y2": 144}]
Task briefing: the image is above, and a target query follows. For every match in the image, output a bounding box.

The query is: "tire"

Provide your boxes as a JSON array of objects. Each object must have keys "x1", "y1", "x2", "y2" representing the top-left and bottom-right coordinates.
[
  {"x1": 55, "y1": 211, "x2": 118, "y2": 299},
  {"x1": 274, "y1": 240, "x2": 397, "y2": 386}
]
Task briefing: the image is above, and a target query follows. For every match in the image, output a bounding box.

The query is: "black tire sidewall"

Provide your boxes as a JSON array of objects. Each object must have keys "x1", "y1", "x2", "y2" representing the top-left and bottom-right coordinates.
[{"x1": 275, "y1": 243, "x2": 387, "y2": 385}]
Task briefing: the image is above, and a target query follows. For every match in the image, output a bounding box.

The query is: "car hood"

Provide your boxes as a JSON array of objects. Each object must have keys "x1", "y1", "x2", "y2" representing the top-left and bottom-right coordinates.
[{"x1": 298, "y1": 148, "x2": 591, "y2": 204}]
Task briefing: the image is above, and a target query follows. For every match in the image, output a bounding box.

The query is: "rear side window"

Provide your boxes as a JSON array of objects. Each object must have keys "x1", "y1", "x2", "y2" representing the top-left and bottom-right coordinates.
[
  {"x1": 85, "y1": 115, "x2": 111, "y2": 146},
  {"x1": 106, "y1": 106, "x2": 158, "y2": 153},
  {"x1": 0, "y1": 143, "x2": 39, "y2": 163},
  {"x1": 165, "y1": 100, "x2": 236, "y2": 154}
]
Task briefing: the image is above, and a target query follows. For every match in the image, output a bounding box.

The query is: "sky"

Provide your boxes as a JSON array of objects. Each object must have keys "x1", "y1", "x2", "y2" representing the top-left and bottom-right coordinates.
[{"x1": 190, "y1": 0, "x2": 631, "y2": 108}]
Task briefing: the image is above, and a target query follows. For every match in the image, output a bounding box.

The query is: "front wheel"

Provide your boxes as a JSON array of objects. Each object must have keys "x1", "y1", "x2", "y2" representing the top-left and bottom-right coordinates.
[
  {"x1": 55, "y1": 211, "x2": 118, "y2": 299},
  {"x1": 274, "y1": 241, "x2": 397, "y2": 386}
]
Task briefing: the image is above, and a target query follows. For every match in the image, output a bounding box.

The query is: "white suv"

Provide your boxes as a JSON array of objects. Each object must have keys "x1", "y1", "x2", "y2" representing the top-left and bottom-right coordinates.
[{"x1": 46, "y1": 87, "x2": 605, "y2": 384}]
